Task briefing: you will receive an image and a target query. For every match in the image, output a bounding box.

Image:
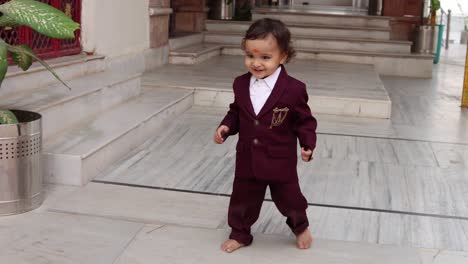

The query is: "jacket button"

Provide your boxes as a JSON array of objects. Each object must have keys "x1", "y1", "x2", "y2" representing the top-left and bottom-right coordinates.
[
  {"x1": 253, "y1": 138, "x2": 259, "y2": 145},
  {"x1": 254, "y1": 120, "x2": 259, "y2": 126}
]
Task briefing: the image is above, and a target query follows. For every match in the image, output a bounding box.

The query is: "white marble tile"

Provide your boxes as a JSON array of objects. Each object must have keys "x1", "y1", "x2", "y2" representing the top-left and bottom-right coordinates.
[
  {"x1": 115, "y1": 224, "x2": 420, "y2": 264},
  {"x1": 419, "y1": 248, "x2": 468, "y2": 264},
  {"x1": 430, "y1": 142, "x2": 468, "y2": 169},
  {"x1": 49, "y1": 182, "x2": 229, "y2": 229},
  {"x1": 0, "y1": 211, "x2": 144, "y2": 264},
  {"x1": 33, "y1": 184, "x2": 80, "y2": 213},
  {"x1": 95, "y1": 106, "x2": 468, "y2": 217},
  {"x1": 219, "y1": 201, "x2": 468, "y2": 251}
]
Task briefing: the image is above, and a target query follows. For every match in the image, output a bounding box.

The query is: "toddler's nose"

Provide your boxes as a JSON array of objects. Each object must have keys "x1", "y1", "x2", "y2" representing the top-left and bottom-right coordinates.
[{"x1": 252, "y1": 59, "x2": 261, "y2": 68}]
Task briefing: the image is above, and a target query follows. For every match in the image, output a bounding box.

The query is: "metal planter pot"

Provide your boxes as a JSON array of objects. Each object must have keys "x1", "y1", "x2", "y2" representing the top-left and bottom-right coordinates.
[
  {"x1": 210, "y1": 0, "x2": 235, "y2": 20},
  {"x1": 413, "y1": 25, "x2": 439, "y2": 54},
  {"x1": 0, "y1": 110, "x2": 42, "y2": 215}
]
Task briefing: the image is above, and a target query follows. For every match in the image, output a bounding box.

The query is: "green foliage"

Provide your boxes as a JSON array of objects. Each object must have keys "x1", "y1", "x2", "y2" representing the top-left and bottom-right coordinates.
[
  {"x1": 0, "y1": 110, "x2": 18, "y2": 124},
  {"x1": 0, "y1": 0, "x2": 78, "y2": 124},
  {"x1": 0, "y1": 41, "x2": 7, "y2": 87},
  {"x1": 9, "y1": 45, "x2": 33, "y2": 71},
  {"x1": 430, "y1": 0, "x2": 440, "y2": 12},
  {"x1": 0, "y1": 0, "x2": 79, "y2": 39}
]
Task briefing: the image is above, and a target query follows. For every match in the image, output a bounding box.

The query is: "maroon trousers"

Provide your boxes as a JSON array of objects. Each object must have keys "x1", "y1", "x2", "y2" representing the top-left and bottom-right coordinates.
[{"x1": 228, "y1": 177, "x2": 309, "y2": 246}]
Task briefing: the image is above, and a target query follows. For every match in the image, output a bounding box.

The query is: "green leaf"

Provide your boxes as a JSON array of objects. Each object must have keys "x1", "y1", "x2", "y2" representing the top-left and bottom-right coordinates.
[
  {"x1": 7, "y1": 44, "x2": 71, "y2": 90},
  {"x1": 0, "y1": 0, "x2": 80, "y2": 39},
  {"x1": 9, "y1": 45, "x2": 33, "y2": 71},
  {"x1": 0, "y1": 14, "x2": 21, "y2": 27},
  {"x1": 0, "y1": 110, "x2": 18, "y2": 124},
  {"x1": 0, "y1": 41, "x2": 8, "y2": 87},
  {"x1": 431, "y1": 0, "x2": 440, "y2": 11}
]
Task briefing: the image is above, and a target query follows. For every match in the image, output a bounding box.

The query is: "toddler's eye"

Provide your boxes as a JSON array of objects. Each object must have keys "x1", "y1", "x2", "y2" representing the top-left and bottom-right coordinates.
[
  {"x1": 262, "y1": 56, "x2": 271, "y2": 60},
  {"x1": 246, "y1": 54, "x2": 254, "y2": 58}
]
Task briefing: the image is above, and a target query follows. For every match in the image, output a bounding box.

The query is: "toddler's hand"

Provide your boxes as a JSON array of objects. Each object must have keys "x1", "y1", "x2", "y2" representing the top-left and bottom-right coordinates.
[
  {"x1": 301, "y1": 147, "x2": 313, "y2": 162},
  {"x1": 214, "y1": 125, "x2": 230, "y2": 144}
]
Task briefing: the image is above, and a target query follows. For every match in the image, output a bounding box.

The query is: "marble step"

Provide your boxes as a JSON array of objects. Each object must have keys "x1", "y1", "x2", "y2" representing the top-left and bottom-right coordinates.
[
  {"x1": 168, "y1": 33, "x2": 204, "y2": 50},
  {"x1": 205, "y1": 20, "x2": 391, "y2": 40},
  {"x1": 142, "y1": 57, "x2": 391, "y2": 118},
  {"x1": 253, "y1": 8, "x2": 391, "y2": 28},
  {"x1": 1, "y1": 54, "x2": 105, "y2": 98},
  {"x1": 205, "y1": 31, "x2": 411, "y2": 54},
  {"x1": 169, "y1": 44, "x2": 222, "y2": 64},
  {"x1": 0, "y1": 71, "x2": 142, "y2": 141},
  {"x1": 43, "y1": 87, "x2": 193, "y2": 186},
  {"x1": 221, "y1": 45, "x2": 434, "y2": 78}
]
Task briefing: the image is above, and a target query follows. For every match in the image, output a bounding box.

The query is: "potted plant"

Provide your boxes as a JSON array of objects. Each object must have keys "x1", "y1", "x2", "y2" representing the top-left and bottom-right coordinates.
[
  {"x1": 413, "y1": 0, "x2": 441, "y2": 55},
  {"x1": 0, "y1": 0, "x2": 79, "y2": 215},
  {"x1": 429, "y1": 0, "x2": 441, "y2": 26}
]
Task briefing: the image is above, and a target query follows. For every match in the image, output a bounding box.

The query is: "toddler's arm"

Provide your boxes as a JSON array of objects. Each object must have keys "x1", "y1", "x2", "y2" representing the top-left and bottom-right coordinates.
[
  {"x1": 294, "y1": 85, "x2": 317, "y2": 157},
  {"x1": 217, "y1": 81, "x2": 240, "y2": 140},
  {"x1": 214, "y1": 125, "x2": 230, "y2": 144}
]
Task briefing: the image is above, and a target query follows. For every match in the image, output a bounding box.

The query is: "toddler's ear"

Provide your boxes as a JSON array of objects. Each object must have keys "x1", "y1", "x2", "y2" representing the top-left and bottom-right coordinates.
[{"x1": 280, "y1": 53, "x2": 288, "y2": 64}]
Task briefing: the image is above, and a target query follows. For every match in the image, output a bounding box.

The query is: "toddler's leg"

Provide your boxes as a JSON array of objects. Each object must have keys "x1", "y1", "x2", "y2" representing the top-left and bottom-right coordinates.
[
  {"x1": 223, "y1": 178, "x2": 267, "y2": 252},
  {"x1": 270, "y1": 181, "x2": 312, "y2": 249}
]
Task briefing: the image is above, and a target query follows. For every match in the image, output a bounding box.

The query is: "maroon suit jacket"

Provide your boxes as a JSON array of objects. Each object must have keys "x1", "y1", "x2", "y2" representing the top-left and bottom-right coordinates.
[{"x1": 220, "y1": 65, "x2": 317, "y2": 183}]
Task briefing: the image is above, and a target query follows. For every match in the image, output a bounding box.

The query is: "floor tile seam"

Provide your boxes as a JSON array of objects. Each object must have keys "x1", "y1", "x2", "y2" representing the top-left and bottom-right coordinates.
[
  {"x1": 91, "y1": 180, "x2": 468, "y2": 221},
  {"x1": 111, "y1": 224, "x2": 147, "y2": 264},
  {"x1": 316, "y1": 131, "x2": 468, "y2": 146},
  {"x1": 304, "y1": 156, "x2": 463, "y2": 170}
]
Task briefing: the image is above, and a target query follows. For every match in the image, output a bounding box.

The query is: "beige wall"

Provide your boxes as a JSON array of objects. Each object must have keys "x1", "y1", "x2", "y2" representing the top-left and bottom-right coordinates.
[{"x1": 81, "y1": 0, "x2": 150, "y2": 57}]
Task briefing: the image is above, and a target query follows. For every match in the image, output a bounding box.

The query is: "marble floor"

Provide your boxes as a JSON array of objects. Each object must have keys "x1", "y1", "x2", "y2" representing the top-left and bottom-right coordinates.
[
  {"x1": 95, "y1": 106, "x2": 468, "y2": 217},
  {"x1": 3, "y1": 183, "x2": 467, "y2": 263},
  {"x1": 95, "y1": 45, "x2": 468, "y2": 251}
]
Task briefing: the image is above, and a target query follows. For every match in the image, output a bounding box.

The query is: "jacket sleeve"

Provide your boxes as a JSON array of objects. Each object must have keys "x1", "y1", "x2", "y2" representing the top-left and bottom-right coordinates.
[
  {"x1": 219, "y1": 81, "x2": 240, "y2": 138},
  {"x1": 294, "y1": 84, "x2": 317, "y2": 151}
]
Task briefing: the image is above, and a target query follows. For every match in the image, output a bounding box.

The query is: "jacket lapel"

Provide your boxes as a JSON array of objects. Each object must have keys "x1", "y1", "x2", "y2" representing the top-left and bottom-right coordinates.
[
  {"x1": 257, "y1": 65, "x2": 288, "y2": 119},
  {"x1": 237, "y1": 72, "x2": 256, "y2": 118}
]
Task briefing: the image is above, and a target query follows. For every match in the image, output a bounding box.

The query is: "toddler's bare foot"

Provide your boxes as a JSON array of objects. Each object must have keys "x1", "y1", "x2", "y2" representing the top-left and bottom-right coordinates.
[
  {"x1": 296, "y1": 228, "x2": 313, "y2": 249},
  {"x1": 221, "y1": 239, "x2": 244, "y2": 253}
]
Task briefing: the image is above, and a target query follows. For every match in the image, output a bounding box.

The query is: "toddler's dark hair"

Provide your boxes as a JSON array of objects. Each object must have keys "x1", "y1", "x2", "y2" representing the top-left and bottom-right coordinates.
[{"x1": 241, "y1": 18, "x2": 295, "y2": 63}]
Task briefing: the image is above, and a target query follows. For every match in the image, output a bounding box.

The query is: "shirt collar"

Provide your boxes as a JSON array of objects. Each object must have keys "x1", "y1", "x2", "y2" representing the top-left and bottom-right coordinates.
[{"x1": 249, "y1": 66, "x2": 282, "y2": 91}]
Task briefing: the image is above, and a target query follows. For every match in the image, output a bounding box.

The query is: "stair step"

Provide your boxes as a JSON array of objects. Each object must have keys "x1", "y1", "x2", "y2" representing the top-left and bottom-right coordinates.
[
  {"x1": 221, "y1": 45, "x2": 433, "y2": 78},
  {"x1": 205, "y1": 31, "x2": 411, "y2": 54},
  {"x1": 43, "y1": 87, "x2": 194, "y2": 186},
  {"x1": 169, "y1": 44, "x2": 222, "y2": 64},
  {"x1": 205, "y1": 20, "x2": 391, "y2": 40},
  {"x1": 1, "y1": 54, "x2": 105, "y2": 97},
  {"x1": 169, "y1": 33, "x2": 204, "y2": 50},
  {"x1": 142, "y1": 56, "x2": 391, "y2": 118},
  {"x1": 253, "y1": 8, "x2": 391, "y2": 28},
  {"x1": 0, "y1": 71, "x2": 141, "y2": 140}
]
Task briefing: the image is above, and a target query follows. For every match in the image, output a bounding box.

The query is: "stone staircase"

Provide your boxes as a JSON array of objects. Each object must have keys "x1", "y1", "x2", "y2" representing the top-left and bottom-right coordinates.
[
  {"x1": 169, "y1": 8, "x2": 434, "y2": 78},
  {"x1": 0, "y1": 54, "x2": 194, "y2": 186}
]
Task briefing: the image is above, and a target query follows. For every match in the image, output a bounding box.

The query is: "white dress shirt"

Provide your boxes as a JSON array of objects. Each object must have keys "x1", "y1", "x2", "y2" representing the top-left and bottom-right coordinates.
[{"x1": 249, "y1": 66, "x2": 282, "y2": 115}]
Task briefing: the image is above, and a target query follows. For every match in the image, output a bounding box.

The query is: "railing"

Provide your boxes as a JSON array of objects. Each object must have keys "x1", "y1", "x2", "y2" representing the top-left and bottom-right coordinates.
[{"x1": 440, "y1": 8, "x2": 452, "y2": 50}]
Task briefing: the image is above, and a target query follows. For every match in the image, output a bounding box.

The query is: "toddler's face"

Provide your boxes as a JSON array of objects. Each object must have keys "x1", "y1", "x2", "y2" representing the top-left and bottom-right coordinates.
[{"x1": 244, "y1": 34, "x2": 287, "y2": 79}]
